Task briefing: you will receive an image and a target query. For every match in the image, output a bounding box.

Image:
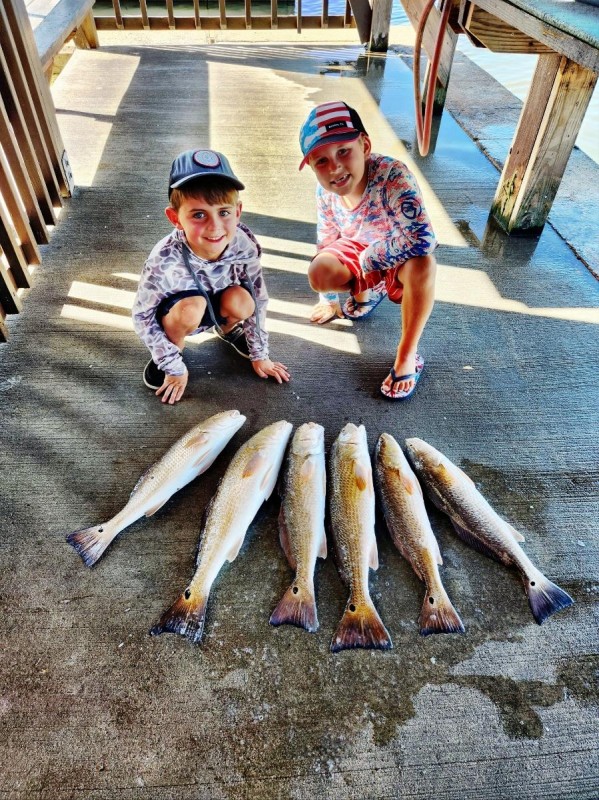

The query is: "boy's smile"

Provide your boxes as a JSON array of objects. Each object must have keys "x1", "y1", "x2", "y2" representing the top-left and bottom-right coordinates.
[
  {"x1": 166, "y1": 197, "x2": 242, "y2": 260},
  {"x1": 308, "y1": 135, "x2": 371, "y2": 208}
]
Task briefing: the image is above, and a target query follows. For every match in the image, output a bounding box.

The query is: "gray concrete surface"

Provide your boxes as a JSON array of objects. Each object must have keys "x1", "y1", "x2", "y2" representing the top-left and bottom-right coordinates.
[{"x1": 1, "y1": 35, "x2": 598, "y2": 799}]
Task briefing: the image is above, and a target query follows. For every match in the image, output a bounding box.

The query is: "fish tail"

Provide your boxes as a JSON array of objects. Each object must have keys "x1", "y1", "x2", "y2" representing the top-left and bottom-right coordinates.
[
  {"x1": 66, "y1": 523, "x2": 113, "y2": 567},
  {"x1": 330, "y1": 598, "x2": 392, "y2": 653},
  {"x1": 419, "y1": 586, "x2": 465, "y2": 636},
  {"x1": 524, "y1": 570, "x2": 574, "y2": 625},
  {"x1": 269, "y1": 581, "x2": 319, "y2": 633},
  {"x1": 149, "y1": 590, "x2": 208, "y2": 644}
]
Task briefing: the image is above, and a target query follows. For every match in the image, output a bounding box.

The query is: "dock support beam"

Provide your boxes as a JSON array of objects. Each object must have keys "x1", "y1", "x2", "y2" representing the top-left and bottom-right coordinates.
[{"x1": 491, "y1": 54, "x2": 597, "y2": 233}]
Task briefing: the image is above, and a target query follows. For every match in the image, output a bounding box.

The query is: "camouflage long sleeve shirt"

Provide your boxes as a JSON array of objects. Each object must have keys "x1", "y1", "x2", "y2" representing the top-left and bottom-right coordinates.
[{"x1": 132, "y1": 224, "x2": 269, "y2": 375}]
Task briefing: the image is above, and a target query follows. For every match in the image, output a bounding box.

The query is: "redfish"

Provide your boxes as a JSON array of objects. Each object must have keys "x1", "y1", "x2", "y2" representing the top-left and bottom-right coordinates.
[
  {"x1": 151, "y1": 420, "x2": 293, "y2": 644},
  {"x1": 375, "y1": 433, "x2": 464, "y2": 635},
  {"x1": 329, "y1": 423, "x2": 392, "y2": 652},
  {"x1": 66, "y1": 410, "x2": 246, "y2": 567},
  {"x1": 270, "y1": 422, "x2": 327, "y2": 633},
  {"x1": 405, "y1": 437, "x2": 574, "y2": 625}
]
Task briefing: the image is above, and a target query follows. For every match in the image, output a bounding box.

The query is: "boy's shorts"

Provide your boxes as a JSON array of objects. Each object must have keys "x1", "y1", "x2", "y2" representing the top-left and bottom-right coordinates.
[
  {"x1": 156, "y1": 289, "x2": 227, "y2": 329},
  {"x1": 318, "y1": 238, "x2": 404, "y2": 304}
]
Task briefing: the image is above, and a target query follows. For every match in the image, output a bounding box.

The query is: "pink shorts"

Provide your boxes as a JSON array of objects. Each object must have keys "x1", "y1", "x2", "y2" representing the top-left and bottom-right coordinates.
[{"x1": 317, "y1": 238, "x2": 404, "y2": 304}]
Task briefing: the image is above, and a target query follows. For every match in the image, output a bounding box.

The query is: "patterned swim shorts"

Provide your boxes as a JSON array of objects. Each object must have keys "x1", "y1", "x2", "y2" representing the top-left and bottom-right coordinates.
[{"x1": 316, "y1": 238, "x2": 404, "y2": 304}]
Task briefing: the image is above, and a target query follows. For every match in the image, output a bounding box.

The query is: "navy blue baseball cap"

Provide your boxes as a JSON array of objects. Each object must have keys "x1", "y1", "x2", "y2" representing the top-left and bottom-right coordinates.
[
  {"x1": 168, "y1": 149, "x2": 245, "y2": 196},
  {"x1": 299, "y1": 101, "x2": 368, "y2": 170}
]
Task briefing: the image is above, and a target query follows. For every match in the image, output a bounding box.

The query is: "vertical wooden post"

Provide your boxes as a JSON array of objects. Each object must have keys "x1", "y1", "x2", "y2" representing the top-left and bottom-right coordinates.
[
  {"x1": 491, "y1": 54, "x2": 598, "y2": 232},
  {"x1": 369, "y1": 0, "x2": 393, "y2": 52}
]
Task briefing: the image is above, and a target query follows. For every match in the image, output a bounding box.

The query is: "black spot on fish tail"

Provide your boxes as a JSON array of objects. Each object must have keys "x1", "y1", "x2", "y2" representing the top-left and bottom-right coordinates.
[
  {"x1": 524, "y1": 573, "x2": 574, "y2": 625},
  {"x1": 419, "y1": 589, "x2": 465, "y2": 636},
  {"x1": 66, "y1": 524, "x2": 111, "y2": 567},
  {"x1": 269, "y1": 581, "x2": 319, "y2": 633},
  {"x1": 150, "y1": 591, "x2": 207, "y2": 643},
  {"x1": 330, "y1": 598, "x2": 392, "y2": 653}
]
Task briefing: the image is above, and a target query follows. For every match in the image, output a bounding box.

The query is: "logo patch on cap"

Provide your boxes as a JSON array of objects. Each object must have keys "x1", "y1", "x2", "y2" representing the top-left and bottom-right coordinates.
[{"x1": 193, "y1": 150, "x2": 221, "y2": 169}]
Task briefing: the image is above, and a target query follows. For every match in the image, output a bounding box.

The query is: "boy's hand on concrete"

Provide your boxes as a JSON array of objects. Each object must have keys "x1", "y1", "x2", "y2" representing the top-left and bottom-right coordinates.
[
  {"x1": 156, "y1": 372, "x2": 188, "y2": 404},
  {"x1": 252, "y1": 359, "x2": 290, "y2": 384},
  {"x1": 310, "y1": 299, "x2": 342, "y2": 324}
]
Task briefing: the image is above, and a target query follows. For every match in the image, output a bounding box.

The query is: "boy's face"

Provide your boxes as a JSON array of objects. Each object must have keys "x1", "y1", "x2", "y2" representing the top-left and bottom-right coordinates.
[
  {"x1": 166, "y1": 195, "x2": 241, "y2": 261},
  {"x1": 307, "y1": 135, "x2": 371, "y2": 201}
]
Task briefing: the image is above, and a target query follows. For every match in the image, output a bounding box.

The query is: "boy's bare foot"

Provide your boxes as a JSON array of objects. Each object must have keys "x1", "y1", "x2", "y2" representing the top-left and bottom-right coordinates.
[
  {"x1": 381, "y1": 353, "x2": 424, "y2": 400},
  {"x1": 310, "y1": 295, "x2": 343, "y2": 324}
]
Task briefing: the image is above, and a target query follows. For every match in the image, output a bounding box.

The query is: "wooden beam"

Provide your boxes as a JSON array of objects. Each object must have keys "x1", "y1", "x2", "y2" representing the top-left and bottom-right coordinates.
[
  {"x1": 472, "y1": 0, "x2": 599, "y2": 73},
  {"x1": 347, "y1": 0, "x2": 371, "y2": 44},
  {"x1": 491, "y1": 54, "x2": 598, "y2": 232},
  {"x1": 369, "y1": 0, "x2": 393, "y2": 52},
  {"x1": 463, "y1": 4, "x2": 553, "y2": 54}
]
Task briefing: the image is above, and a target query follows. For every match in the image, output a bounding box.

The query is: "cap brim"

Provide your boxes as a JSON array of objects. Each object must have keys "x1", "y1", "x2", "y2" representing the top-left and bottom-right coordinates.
[
  {"x1": 169, "y1": 172, "x2": 245, "y2": 193},
  {"x1": 299, "y1": 131, "x2": 361, "y2": 170}
]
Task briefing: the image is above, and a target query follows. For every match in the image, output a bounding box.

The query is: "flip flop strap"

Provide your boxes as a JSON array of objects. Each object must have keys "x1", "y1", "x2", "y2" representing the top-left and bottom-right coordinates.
[{"x1": 389, "y1": 367, "x2": 416, "y2": 382}]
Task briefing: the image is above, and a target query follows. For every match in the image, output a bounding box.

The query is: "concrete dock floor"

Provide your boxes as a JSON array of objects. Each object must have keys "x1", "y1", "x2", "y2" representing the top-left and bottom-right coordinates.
[{"x1": 1, "y1": 31, "x2": 598, "y2": 799}]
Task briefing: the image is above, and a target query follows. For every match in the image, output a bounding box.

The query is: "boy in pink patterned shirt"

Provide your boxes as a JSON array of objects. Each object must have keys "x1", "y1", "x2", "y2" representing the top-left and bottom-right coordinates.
[{"x1": 299, "y1": 101, "x2": 437, "y2": 400}]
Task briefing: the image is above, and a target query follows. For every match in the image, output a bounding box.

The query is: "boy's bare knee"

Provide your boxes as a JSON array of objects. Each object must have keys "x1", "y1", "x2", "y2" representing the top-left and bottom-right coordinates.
[
  {"x1": 308, "y1": 254, "x2": 338, "y2": 292},
  {"x1": 164, "y1": 296, "x2": 205, "y2": 337},
  {"x1": 220, "y1": 285, "x2": 254, "y2": 321}
]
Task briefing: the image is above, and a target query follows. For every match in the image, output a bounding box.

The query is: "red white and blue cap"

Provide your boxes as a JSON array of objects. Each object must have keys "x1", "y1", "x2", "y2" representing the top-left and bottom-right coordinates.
[
  {"x1": 299, "y1": 101, "x2": 368, "y2": 170},
  {"x1": 168, "y1": 149, "x2": 245, "y2": 196}
]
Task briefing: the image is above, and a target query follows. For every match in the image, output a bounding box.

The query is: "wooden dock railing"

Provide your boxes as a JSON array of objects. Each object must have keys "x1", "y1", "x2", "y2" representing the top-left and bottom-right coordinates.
[
  {"x1": 93, "y1": 0, "x2": 354, "y2": 34},
  {"x1": 0, "y1": 0, "x2": 74, "y2": 342}
]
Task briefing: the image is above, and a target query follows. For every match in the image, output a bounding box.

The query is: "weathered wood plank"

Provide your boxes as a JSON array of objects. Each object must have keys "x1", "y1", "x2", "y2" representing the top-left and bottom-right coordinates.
[
  {"x1": 463, "y1": 4, "x2": 553, "y2": 54},
  {"x1": 0, "y1": 15, "x2": 57, "y2": 224},
  {"x1": 369, "y1": 0, "x2": 393, "y2": 52},
  {"x1": 0, "y1": 90, "x2": 48, "y2": 245},
  {"x1": 491, "y1": 54, "x2": 598, "y2": 231},
  {"x1": 473, "y1": 0, "x2": 599, "y2": 72}
]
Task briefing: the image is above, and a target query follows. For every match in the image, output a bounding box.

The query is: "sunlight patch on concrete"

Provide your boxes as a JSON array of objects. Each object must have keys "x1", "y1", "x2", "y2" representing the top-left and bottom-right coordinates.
[
  {"x1": 267, "y1": 297, "x2": 353, "y2": 325},
  {"x1": 258, "y1": 236, "x2": 315, "y2": 258},
  {"x1": 113, "y1": 272, "x2": 141, "y2": 282},
  {"x1": 61, "y1": 304, "x2": 133, "y2": 330},
  {"x1": 261, "y1": 252, "x2": 311, "y2": 276},
  {"x1": 266, "y1": 317, "x2": 361, "y2": 353},
  {"x1": 68, "y1": 281, "x2": 135, "y2": 309},
  {"x1": 53, "y1": 51, "x2": 140, "y2": 187},
  {"x1": 437, "y1": 263, "x2": 599, "y2": 324}
]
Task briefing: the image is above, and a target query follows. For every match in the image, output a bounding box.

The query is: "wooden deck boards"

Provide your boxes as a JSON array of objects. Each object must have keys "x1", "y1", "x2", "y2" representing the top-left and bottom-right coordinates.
[{"x1": 0, "y1": 36, "x2": 598, "y2": 799}]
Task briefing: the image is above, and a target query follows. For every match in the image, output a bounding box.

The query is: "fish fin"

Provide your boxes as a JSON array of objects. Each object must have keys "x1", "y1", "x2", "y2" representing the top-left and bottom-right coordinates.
[
  {"x1": 330, "y1": 598, "x2": 392, "y2": 652},
  {"x1": 419, "y1": 587, "x2": 465, "y2": 636},
  {"x1": 145, "y1": 498, "x2": 168, "y2": 517},
  {"x1": 506, "y1": 522, "x2": 525, "y2": 542},
  {"x1": 278, "y1": 505, "x2": 297, "y2": 570},
  {"x1": 225, "y1": 531, "x2": 246, "y2": 563},
  {"x1": 269, "y1": 581, "x2": 318, "y2": 632},
  {"x1": 185, "y1": 432, "x2": 210, "y2": 449},
  {"x1": 260, "y1": 464, "x2": 275, "y2": 493},
  {"x1": 523, "y1": 571, "x2": 574, "y2": 625},
  {"x1": 243, "y1": 450, "x2": 267, "y2": 478},
  {"x1": 368, "y1": 537, "x2": 379, "y2": 571},
  {"x1": 300, "y1": 456, "x2": 316, "y2": 482},
  {"x1": 450, "y1": 519, "x2": 504, "y2": 563},
  {"x1": 150, "y1": 589, "x2": 207, "y2": 643},
  {"x1": 353, "y1": 459, "x2": 370, "y2": 491},
  {"x1": 66, "y1": 524, "x2": 112, "y2": 567},
  {"x1": 400, "y1": 473, "x2": 415, "y2": 495},
  {"x1": 318, "y1": 528, "x2": 328, "y2": 560}
]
